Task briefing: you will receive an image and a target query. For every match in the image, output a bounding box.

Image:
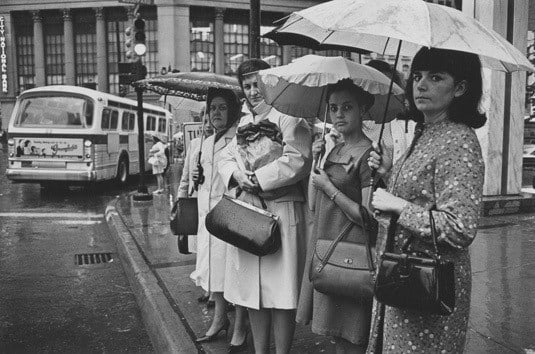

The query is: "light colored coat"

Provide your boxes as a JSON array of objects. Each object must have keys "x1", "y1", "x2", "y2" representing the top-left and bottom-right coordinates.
[
  {"x1": 192, "y1": 128, "x2": 236, "y2": 292},
  {"x1": 177, "y1": 137, "x2": 201, "y2": 198},
  {"x1": 218, "y1": 102, "x2": 312, "y2": 310}
]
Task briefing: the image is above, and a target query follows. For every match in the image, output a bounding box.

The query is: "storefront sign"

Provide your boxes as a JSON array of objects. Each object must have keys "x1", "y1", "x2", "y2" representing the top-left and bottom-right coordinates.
[
  {"x1": 0, "y1": 17, "x2": 7, "y2": 93},
  {"x1": 182, "y1": 122, "x2": 203, "y2": 153}
]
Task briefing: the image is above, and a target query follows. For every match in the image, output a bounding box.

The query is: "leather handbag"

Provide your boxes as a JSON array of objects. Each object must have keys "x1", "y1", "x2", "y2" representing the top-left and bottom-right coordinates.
[
  {"x1": 169, "y1": 198, "x2": 198, "y2": 235},
  {"x1": 374, "y1": 209, "x2": 455, "y2": 316},
  {"x1": 309, "y1": 218, "x2": 376, "y2": 301},
  {"x1": 205, "y1": 194, "x2": 281, "y2": 257},
  {"x1": 177, "y1": 235, "x2": 191, "y2": 254}
]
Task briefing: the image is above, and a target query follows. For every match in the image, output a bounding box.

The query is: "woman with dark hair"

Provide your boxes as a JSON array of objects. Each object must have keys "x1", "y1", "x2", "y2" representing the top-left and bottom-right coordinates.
[
  {"x1": 191, "y1": 88, "x2": 248, "y2": 348},
  {"x1": 367, "y1": 47, "x2": 486, "y2": 353},
  {"x1": 219, "y1": 59, "x2": 312, "y2": 353},
  {"x1": 296, "y1": 79, "x2": 377, "y2": 353}
]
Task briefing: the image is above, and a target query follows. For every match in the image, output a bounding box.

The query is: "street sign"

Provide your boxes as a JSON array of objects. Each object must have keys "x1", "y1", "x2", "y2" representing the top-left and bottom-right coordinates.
[
  {"x1": 182, "y1": 122, "x2": 203, "y2": 153},
  {"x1": 118, "y1": 0, "x2": 154, "y2": 5}
]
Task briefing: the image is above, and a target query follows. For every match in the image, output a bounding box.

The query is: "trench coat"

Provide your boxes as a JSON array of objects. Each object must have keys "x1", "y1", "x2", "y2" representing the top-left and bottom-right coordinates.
[
  {"x1": 191, "y1": 127, "x2": 237, "y2": 292},
  {"x1": 218, "y1": 102, "x2": 312, "y2": 310},
  {"x1": 177, "y1": 137, "x2": 201, "y2": 198}
]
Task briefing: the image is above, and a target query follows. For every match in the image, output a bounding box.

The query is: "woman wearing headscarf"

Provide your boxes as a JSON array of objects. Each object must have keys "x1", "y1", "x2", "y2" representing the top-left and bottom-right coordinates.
[{"x1": 191, "y1": 88, "x2": 248, "y2": 349}]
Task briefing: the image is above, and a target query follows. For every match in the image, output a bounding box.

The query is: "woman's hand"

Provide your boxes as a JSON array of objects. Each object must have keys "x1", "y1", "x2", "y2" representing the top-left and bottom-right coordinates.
[
  {"x1": 192, "y1": 166, "x2": 199, "y2": 182},
  {"x1": 368, "y1": 141, "x2": 393, "y2": 177},
  {"x1": 371, "y1": 188, "x2": 408, "y2": 215},
  {"x1": 232, "y1": 170, "x2": 260, "y2": 194},
  {"x1": 312, "y1": 138, "x2": 326, "y2": 161},
  {"x1": 311, "y1": 168, "x2": 335, "y2": 195}
]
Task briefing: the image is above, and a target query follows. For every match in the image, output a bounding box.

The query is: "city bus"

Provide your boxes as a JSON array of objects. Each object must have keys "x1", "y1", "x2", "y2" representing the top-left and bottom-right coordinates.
[{"x1": 6, "y1": 85, "x2": 172, "y2": 187}]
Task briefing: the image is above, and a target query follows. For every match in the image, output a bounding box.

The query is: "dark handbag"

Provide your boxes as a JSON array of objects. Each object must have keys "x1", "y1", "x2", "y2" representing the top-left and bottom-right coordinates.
[
  {"x1": 374, "y1": 209, "x2": 455, "y2": 315},
  {"x1": 177, "y1": 235, "x2": 191, "y2": 254},
  {"x1": 169, "y1": 198, "x2": 198, "y2": 235},
  {"x1": 205, "y1": 194, "x2": 281, "y2": 257},
  {"x1": 309, "y1": 218, "x2": 376, "y2": 301}
]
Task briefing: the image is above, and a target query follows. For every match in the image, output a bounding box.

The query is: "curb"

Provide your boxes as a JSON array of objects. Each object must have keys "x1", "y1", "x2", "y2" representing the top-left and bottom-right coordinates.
[{"x1": 105, "y1": 198, "x2": 197, "y2": 354}]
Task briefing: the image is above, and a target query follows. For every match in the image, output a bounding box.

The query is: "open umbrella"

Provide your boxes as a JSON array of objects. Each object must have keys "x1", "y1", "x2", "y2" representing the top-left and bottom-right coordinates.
[
  {"x1": 265, "y1": 0, "x2": 535, "y2": 73},
  {"x1": 257, "y1": 54, "x2": 404, "y2": 120},
  {"x1": 159, "y1": 95, "x2": 204, "y2": 113}
]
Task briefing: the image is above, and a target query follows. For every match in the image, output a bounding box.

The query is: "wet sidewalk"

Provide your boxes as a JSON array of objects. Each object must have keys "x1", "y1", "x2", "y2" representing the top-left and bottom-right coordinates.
[{"x1": 105, "y1": 163, "x2": 535, "y2": 353}]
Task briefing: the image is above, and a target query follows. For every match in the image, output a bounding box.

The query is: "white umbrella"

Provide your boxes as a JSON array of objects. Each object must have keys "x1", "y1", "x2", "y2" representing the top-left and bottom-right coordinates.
[
  {"x1": 258, "y1": 54, "x2": 404, "y2": 119},
  {"x1": 267, "y1": 0, "x2": 534, "y2": 73}
]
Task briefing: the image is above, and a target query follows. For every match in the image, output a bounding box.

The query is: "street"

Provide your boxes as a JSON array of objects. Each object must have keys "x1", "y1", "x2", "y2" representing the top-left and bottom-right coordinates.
[{"x1": 0, "y1": 143, "x2": 154, "y2": 352}]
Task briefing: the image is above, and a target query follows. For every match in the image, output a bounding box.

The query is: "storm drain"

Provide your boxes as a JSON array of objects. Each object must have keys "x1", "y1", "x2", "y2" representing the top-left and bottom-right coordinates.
[{"x1": 75, "y1": 253, "x2": 114, "y2": 266}]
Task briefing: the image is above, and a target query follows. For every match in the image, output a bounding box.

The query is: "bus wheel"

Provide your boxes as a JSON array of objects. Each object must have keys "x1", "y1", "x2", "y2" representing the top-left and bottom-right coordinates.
[{"x1": 116, "y1": 157, "x2": 129, "y2": 186}]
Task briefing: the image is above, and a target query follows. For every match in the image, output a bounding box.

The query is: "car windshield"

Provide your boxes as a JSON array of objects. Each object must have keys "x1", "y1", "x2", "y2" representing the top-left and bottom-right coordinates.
[{"x1": 15, "y1": 94, "x2": 94, "y2": 128}]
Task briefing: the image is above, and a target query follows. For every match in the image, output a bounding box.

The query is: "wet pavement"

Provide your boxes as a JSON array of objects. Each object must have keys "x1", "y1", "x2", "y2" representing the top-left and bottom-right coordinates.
[
  {"x1": 107, "y1": 159, "x2": 535, "y2": 353},
  {"x1": 0, "y1": 145, "x2": 154, "y2": 352}
]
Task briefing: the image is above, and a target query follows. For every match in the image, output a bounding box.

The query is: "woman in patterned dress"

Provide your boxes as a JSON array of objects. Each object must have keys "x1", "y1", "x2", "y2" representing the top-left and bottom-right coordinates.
[
  {"x1": 296, "y1": 79, "x2": 377, "y2": 353},
  {"x1": 367, "y1": 47, "x2": 486, "y2": 353}
]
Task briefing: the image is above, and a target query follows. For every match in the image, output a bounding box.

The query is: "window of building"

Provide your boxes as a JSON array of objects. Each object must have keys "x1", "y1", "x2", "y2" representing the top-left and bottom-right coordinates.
[
  {"x1": 140, "y1": 6, "x2": 159, "y2": 78},
  {"x1": 190, "y1": 7, "x2": 215, "y2": 72},
  {"x1": 260, "y1": 26, "x2": 281, "y2": 68},
  {"x1": 14, "y1": 12, "x2": 35, "y2": 92},
  {"x1": 74, "y1": 10, "x2": 97, "y2": 90},
  {"x1": 43, "y1": 11, "x2": 65, "y2": 85},
  {"x1": 107, "y1": 7, "x2": 129, "y2": 95},
  {"x1": 223, "y1": 10, "x2": 249, "y2": 75}
]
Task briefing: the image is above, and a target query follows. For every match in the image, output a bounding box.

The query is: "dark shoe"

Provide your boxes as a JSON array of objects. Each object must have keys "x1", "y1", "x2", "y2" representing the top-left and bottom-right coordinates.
[
  {"x1": 228, "y1": 330, "x2": 249, "y2": 353},
  {"x1": 196, "y1": 319, "x2": 230, "y2": 343},
  {"x1": 197, "y1": 294, "x2": 210, "y2": 303},
  {"x1": 206, "y1": 300, "x2": 215, "y2": 308}
]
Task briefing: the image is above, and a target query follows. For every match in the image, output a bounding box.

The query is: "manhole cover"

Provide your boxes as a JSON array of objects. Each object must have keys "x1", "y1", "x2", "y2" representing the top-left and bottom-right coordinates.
[{"x1": 75, "y1": 253, "x2": 114, "y2": 265}]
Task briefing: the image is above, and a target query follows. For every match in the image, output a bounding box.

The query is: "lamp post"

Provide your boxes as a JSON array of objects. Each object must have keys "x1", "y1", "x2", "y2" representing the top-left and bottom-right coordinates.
[{"x1": 249, "y1": 0, "x2": 260, "y2": 59}]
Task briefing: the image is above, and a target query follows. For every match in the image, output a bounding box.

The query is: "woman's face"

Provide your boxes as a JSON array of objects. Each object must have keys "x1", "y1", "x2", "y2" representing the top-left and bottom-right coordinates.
[
  {"x1": 412, "y1": 70, "x2": 465, "y2": 117},
  {"x1": 328, "y1": 90, "x2": 364, "y2": 136},
  {"x1": 209, "y1": 96, "x2": 229, "y2": 131},
  {"x1": 242, "y1": 75, "x2": 264, "y2": 107}
]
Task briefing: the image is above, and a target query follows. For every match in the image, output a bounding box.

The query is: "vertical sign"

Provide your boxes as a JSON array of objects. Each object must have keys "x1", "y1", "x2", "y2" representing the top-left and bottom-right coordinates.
[{"x1": 0, "y1": 16, "x2": 7, "y2": 93}]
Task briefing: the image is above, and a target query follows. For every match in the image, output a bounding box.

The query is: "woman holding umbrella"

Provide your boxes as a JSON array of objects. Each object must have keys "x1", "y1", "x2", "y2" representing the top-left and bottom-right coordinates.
[
  {"x1": 218, "y1": 59, "x2": 312, "y2": 354},
  {"x1": 191, "y1": 88, "x2": 248, "y2": 348},
  {"x1": 367, "y1": 47, "x2": 486, "y2": 353}
]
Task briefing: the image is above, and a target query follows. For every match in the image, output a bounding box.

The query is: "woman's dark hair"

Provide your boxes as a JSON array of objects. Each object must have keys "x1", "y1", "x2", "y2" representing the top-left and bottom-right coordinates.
[
  {"x1": 236, "y1": 59, "x2": 270, "y2": 88},
  {"x1": 406, "y1": 47, "x2": 487, "y2": 129},
  {"x1": 206, "y1": 88, "x2": 242, "y2": 142},
  {"x1": 326, "y1": 79, "x2": 375, "y2": 112},
  {"x1": 366, "y1": 59, "x2": 405, "y2": 88}
]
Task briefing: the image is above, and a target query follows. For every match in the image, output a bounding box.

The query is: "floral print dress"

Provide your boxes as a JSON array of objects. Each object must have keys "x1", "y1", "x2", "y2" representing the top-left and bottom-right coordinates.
[{"x1": 366, "y1": 119, "x2": 485, "y2": 353}]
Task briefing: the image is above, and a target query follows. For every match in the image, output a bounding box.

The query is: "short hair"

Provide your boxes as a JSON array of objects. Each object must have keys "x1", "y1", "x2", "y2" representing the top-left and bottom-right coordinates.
[
  {"x1": 326, "y1": 79, "x2": 375, "y2": 112},
  {"x1": 236, "y1": 59, "x2": 270, "y2": 88},
  {"x1": 366, "y1": 59, "x2": 405, "y2": 89},
  {"x1": 406, "y1": 47, "x2": 486, "y2": 129}
]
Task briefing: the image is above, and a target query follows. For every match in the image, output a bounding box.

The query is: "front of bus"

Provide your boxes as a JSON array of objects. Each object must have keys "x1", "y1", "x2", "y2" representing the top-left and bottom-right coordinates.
[{"x1": 6, "y1": 87, "x2": 96, "y2": 184}]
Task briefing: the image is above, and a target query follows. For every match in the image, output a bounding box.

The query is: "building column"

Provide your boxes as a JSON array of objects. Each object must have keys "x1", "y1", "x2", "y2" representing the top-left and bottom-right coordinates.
[
  {"x1": 31, "y1": 11, "x2": 45, "y2": 87},
  {"x1": 95, "y1": 7, "x2": 108, "y2": 92},
  {"x1": 281, "y1": 46, "x2": 292, "y2": 65},
  {"x1": 63, "y1": 9, "x2": 75, "y2": 85},
  {"x1": 214, "y1": 8, "x2": 225, "y2": 74},
  {"x1": 157, "y1": 5, "x2": 190, "y2": 73},
  {"x1": 463, "y1": 0, "x2": 528, "y2": 196}
]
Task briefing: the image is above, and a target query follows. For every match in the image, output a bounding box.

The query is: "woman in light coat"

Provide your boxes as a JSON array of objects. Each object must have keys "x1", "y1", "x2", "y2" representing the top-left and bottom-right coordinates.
[
  {"x1": 218, "y1": 59, "x2": 312, "y2": 354},
  {"x1": 192, "y1": 88, "x2": 248, "y2": 348},
  {"x1": 148, "y1": 135, "x2": 168, "y2": 194}
]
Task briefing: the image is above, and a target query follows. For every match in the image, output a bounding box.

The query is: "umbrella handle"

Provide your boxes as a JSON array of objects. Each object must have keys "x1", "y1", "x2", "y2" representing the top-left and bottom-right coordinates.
[{"x1": 315, "y1": 106, "x2": 330, "y2": 172}]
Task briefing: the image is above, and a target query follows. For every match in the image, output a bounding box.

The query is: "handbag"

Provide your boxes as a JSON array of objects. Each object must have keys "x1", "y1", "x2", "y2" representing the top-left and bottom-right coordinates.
[
  {"x1": 169, "y1": 198, "x2": 198, "y2": 235},
  {"x1": 309, "y1": 212, "x2": 376, "y2": 301},
  {"x1": 374, "y1": 209, "x2": 455, "y2": 316},
  {"x1": 205, "y1": 193, "x2": 281, "y2": 257},
  {"x1": 177, "y1": 235, "x2": 191, "y2": 254}
]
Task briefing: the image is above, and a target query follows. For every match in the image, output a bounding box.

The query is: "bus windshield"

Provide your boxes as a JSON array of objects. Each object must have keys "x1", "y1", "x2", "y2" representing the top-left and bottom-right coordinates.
[{"x1": 15, "y1": 94, "x2": 94, "y2": 128}]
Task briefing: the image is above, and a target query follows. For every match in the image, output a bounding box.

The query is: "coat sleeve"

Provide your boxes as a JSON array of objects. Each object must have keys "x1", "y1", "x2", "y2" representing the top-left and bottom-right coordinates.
[
  {"x1": 254, "y1": 115, "x2": 312, "y2": 191},
  {"x1": 396, "y1": 129, "x2": 485, "y2": 249},
  {"x1": 217, "y1": 137, "x2": 242, "y2": 191},
  {"x1": 177, "y1": 142, "x2": 194, "y2": 198}
]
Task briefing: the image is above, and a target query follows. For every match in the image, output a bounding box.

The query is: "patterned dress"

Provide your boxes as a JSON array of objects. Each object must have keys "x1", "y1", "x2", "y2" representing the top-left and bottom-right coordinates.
[
  {"x1": 296, "y1": 140, "x2": 374, "y2": 346},
  {"x1": 367, "y1": 119, "x2": 485, "y2": 353}
]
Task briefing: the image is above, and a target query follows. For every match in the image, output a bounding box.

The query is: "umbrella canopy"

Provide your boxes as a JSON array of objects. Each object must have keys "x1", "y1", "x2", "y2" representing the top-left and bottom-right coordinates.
[
  {"x1": 265, "y1": 0, "x2": 535, "y2": 73},
  {"x1": 159, "y1": 95, "x2": 204, "y2": 112},
  {"x1": 134, "y1": 72, "x2": 243, "y2": 101},
  {"x1": 257, "y1": 54, "x2": 404, "y2": 120}
]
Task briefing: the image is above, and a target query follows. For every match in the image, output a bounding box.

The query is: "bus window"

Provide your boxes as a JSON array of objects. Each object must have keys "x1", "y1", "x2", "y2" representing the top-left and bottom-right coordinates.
[
  {"x1": 129, "y1": 113, "x2": 136, "y2": 130},
  {"x1": 101, "y1": 108, "x2": 111, "y2": 129},
  {"x1": 110, "y1": 110, "x2": 119, "y2": 130},
  {"x1": 15, "y1": 94, "x2": 94, "y2": 128},
  {"x1": 121, "y1": 112, "x2": 129, "y2": 131},
  {"x1": 158, "y1": 118, "x2": 166, "y2": 133},
  {"x1": 146, "y1": 115, "x2": 156, "y2": 131}
]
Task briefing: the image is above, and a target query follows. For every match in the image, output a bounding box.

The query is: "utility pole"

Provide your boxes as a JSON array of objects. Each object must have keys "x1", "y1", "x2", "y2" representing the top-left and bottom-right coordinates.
[{"x1": 249, "y1": 0, "x2": 261, "y2": 59}]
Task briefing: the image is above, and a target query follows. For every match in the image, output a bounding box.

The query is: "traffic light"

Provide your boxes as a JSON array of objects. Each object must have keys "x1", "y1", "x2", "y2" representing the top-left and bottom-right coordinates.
[
  {"x1": 133, "y1": 13, "x2": 147, "y2": 57},
  {"x1": 124, "y1": 25, "x2": 134, "y2": 61}
]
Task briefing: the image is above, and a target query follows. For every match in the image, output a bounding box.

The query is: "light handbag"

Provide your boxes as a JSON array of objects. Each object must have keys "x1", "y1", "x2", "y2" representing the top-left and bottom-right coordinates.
[
  {"x1": 374, "y1": 209, "x2": 455, "y2": 316},
  {"x1": 205, "y1": 194, "x2": 281, "y2": 257},
  {"x1": 309, "y1": 216, "x2": 376, "y2": 301},
  {"x1": 169, "y1": 198, "x2": 198, "y2": 235}
]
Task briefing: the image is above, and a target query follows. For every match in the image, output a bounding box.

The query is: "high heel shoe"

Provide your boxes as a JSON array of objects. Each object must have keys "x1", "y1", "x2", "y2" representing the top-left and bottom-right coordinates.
[
  {"x1": 196, "y1": 319, "x2": 230, "y2": 343},
  {"x1": 228, "y1": 329, "x2": 249, "y2": 353}
]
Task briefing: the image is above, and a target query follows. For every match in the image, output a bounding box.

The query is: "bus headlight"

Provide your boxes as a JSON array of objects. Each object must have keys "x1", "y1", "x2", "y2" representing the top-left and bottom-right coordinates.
[
  {"x1": 84, "y1": 140, "x2": 93, "y2": 159},
  {"x1": 7, "y1": 138, "x2": 14, "y2": 146},
  {"x1": 7, "y1": 139, "x2": 15, "y2": 156},
  {"x1": 84, "y1": 140, "x2": 92, "y2": 147}
]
